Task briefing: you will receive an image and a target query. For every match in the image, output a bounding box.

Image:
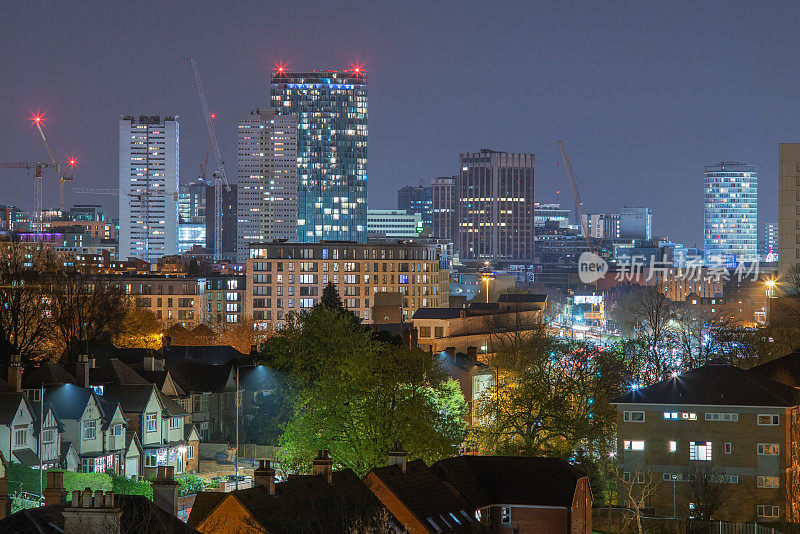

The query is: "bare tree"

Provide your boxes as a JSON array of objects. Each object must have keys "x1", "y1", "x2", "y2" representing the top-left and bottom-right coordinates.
[
  {"x1": 0, "y1": 243, "x2": 58, "y2": 363},
  {"x1": 682, "y1": 462, "x2": 731, "y2": 521},
  {"x1": 615, "y1": 466, "x2": 661, "y2": 534}
]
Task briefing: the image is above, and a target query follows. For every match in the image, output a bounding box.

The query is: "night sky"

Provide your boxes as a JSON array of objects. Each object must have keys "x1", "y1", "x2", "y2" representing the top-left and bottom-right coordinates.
[{"x1": 2, "y1": 1, "x2": 799, "y2": 246}]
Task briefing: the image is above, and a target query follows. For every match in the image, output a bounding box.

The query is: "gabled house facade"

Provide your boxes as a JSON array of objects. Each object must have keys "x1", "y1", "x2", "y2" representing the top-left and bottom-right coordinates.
[{"x1": 0, "y1": 393, "x2": 39, "y2": 469}]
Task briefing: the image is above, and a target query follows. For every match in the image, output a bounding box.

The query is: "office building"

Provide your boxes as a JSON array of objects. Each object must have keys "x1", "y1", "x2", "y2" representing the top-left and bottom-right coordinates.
[
  {"x1": 619, "y1": 207, "x2": 652, "y2": 240},
  {"x1": 779, "y1": 144, "x2": 800, "y2": 275},
  {"x1": 118, "y1": 115, "x2": 179, "y2": 261},
  {"x1": 178, "y1": 179, "x2": 208, "y2": 253},
  {"x1": 236, "y1": 109, "x2": 297, "y2": 261},
  {"x1": 247, "y1": 241, "x2": 448, "y2": 328},
  {"x1": 270, "y1": 68, "x2": 367, "y2": 243},
  {"x1": 431, "y1": 177, "x2": 457, "y2": 241},
  {"x1": 456, "y1": 149, "x2": 535, "y2": 263},
  {"x1": 704, "y1": 162, "x2": 758, "y2": 265},
  {"x1": 206, "y1": 184, "x2": 237, "y2": 262},
  {"x1": 534, "y1": 203, "x2": 571, "y2": 228},
  {"x1": 367, "y1": 209, "x2": 422, "y2": 238},
  {"x1": 397, "y1": 184, "x2": 432, "y2": 230},
  {"x1": 582, "y1": 213, "x2": 620, "y2": 240}
]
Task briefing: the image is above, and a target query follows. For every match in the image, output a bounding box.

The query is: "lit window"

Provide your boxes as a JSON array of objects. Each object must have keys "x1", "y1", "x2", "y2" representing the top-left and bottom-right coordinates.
[
  {"x1": 757, "y1": 443, "x2": 779, "y2": 455},
  {"x1": 669, "y1": 441, "x2": 677, "y2": 453},
  {"x1": 757, "y1": 476, "x2": 779, "y2": 488},
  {"x1": 146, "y1": 413, "x2": 157, "y2": 432},
  {"x1": 83, "y1": 420, "x2": 96, "y2": 440},
  {"x1": 689, "y1": 441, "x2": 712, "y2": 461},
  {"x1": 757, "y1": 414, "x2": 779, "y2": 426},
  {"x1": 623, "y1": 440, "x2": 645, "y2": 451}
]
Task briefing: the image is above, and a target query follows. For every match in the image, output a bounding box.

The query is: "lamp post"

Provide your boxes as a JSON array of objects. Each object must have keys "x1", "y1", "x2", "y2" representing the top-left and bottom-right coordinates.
[
  {"x1": 38, "y1": 384, "x2": 43, "y2": 505},
  {"x1": 235, "y1": 363, "x2": 239, "y2": 491},
  {"x1": 765, "y1": 278, "x2": 776, "y2": 323},
  {"x1": 481, "y1": 276, "x2": 491, "y2": 304}
]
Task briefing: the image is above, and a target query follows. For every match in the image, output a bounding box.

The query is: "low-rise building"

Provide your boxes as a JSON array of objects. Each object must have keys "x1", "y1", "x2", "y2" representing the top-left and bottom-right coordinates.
[{"x1": 613, "y1": 360, "x2": 800, "y2": 522}]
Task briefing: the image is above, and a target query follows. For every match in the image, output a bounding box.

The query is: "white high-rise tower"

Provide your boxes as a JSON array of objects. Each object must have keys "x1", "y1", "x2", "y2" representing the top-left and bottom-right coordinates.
[{"x1": 118, "y1": 115, "x2": 179, "y2": 261}]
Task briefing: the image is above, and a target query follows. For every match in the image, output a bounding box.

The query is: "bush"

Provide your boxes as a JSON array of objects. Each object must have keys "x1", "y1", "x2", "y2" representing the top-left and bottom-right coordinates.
[
  {"x1": 110, "y1": 474, "x2": 152, "y2": 498},
  {"x1": 5, "y1": 463, "x2": 40, "y2": 495},
  {"x1": 62, "y1": 471, "x2": 111, "y2": 494},
  {"x1": 177, "y1": 473, "x2": 205, "y2": 496}
]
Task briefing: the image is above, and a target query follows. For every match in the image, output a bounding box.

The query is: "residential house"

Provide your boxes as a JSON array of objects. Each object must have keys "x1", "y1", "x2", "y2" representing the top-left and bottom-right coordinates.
[
  {"x1": 124, "y1": 432, "x2": 143, "y2": 480},
  {"x1": 0, "y1": 393, "x2": 40, "y2": 469},
  {"x1": 613, "y1": 360, "x2": 800, "y2": 522},
  {"x1": 34, "y1": 403, "x2": 63, "y2": 470},
  {"x1": 106, "y1": 384, "x2": 190, "y2": 479},
  {"x1": 185, "y1": 426, "x2": 200, "y2": 473}
]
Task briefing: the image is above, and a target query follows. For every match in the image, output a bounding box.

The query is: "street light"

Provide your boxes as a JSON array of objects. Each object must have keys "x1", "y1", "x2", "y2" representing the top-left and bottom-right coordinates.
[
  {"x1": 765, "y1": 278, "x2": 777, "y2": 322},
  {"x1": 481, "y1": 276, "x2": 491, "y2": 304}
]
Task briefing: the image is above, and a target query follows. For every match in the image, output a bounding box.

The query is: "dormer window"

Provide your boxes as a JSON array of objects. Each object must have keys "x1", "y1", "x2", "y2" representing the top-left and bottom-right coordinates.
[{"x1": 145, "y1": 413, "x2": 157, "y2": 432}]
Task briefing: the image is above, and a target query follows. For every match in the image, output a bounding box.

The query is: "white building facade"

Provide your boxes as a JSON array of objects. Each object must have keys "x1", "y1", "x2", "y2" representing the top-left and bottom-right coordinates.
[
  {"x1": 118, "y1": 115, "x2": 179, "y2": 261},
  {"x1": 236, "y1": 109, "x2": 298, "y2": 261},
  {"x1": 367, "y1": 209, "x2": 422, "y2": 238}
]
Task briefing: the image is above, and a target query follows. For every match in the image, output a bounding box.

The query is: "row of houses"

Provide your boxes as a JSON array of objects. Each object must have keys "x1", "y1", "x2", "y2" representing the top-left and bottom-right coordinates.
[{"x1": 0, "y1": 344, "x2": 263, "y2": 480}]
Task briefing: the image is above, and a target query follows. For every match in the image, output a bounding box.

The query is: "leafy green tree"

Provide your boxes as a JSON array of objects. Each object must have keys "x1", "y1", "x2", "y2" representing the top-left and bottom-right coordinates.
[
  {"x1": 261, "y1": 305, "x2": 466, "y2": 476},
  {"x1": 176, "y1": 473, "x2": 205, "y2": 496}
]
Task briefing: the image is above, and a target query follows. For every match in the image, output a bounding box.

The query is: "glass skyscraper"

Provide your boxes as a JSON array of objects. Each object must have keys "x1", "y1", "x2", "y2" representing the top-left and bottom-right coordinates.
[
  {"x1": 270, "y1": 68, "x2": 367, "y2": 243},
  {"x1": 704, "y1": 162, "x2": 758, "y2": 265}
]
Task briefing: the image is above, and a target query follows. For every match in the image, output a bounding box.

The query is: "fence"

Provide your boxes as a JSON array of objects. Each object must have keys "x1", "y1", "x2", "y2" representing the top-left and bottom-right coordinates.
[
  {"x1": 687, "y1": 521, "x2": 779, "y2": 534},
  {"x1": 593, "y1": 508, "x2": 783, "y2": 534}
]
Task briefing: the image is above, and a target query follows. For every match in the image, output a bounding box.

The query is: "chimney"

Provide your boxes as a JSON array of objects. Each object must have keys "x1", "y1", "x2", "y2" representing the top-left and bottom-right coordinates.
[
  {"x1": 44, "y1": 470, "x2": 67, "y2": 506},
  {"x1": 467, "y1": 346, "x2": 478, "y2": 360},
  {"x1": 162, "y1": 335, "x2": 171, "y2": 351},
  {"x1": 0, "y1": 477, "x2": 11, "y2": 520},
  {"x1": 388, "y1": 445, "x2": 408, "y2": 473},
  {"x1": 444, "y1": 347, "x2": 456, "y2": 362},
  {"x1": 254, "y1": 460, "x2": 276, "y2": 495},
  {"x1": 63, "y1": 488, "x2": 121, "y2": 534},
  {"x1": 143, "y1": 355, "x2": 155, "y2": 372},
  {"x1": 76, "y1": 354, "x2": 90, "y2": 388},
  {"x1": 312, "y1": 450, "x2": 333, "y2": 484},
  {"x1": 7, "y1": 354, "x2": 22, "y2": 393},
  {"x1": 152, "y1": 466, "x2": 179, "y2": 516}
]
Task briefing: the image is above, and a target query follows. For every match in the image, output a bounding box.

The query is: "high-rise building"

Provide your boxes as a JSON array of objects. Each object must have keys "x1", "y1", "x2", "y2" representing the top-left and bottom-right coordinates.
[
  {"x1": 456, "y1": 150, "x2": 535, "y2": 263},
  {"x1": 236, "y1": 109, "x2": 298, "y2": 261},
  {"x1": 367, "y1": 209, "x2": 422, "y2": 238},
  {"x1": 397, "y1": 185, "x2": 432, "y2": 230},
  {"x1": 704, "y1": 162, "x2": 758, "y2": 265},
  {"x1": 619, "y1": 207, "x2": 652, "y2": 240},
  {"x1": 206, "y1": 184, "x2": 237, "y2": 261},
  {"x1": 431, "y1": 177, "x2": 457, "y2": 241},
  {"x1": 582, "y1": 213, "x2": 620, "y2": 239},
  {"x1": 178, "y1": 179, "x2": 208, "y2": 253},
  {"x1": 779, "y1": 144, "x2": 800, "y2": 275},
  {"x1": 118, "y1": 115, "x2": 179, "y2": 261},
  {"x1": 270, "y1": 68, "x2": 367, "y2": 243},
  {"x1": 761, "y1": 222, "x2": 779, "y2": 262}
]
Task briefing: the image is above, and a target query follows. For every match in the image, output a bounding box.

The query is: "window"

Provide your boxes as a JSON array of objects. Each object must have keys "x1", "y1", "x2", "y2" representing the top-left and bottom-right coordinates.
[
  {"x1": 42, "y1": 428, "x2": 55, "y2": 443},
  {"x1": 725, "y1": 442, "x2": 732, "y2": 454},
  {"x1": 83, "y1": 420, "x2": 96, "y2": 440},
  {"x1": 419, "y1": 326, "x2": 431, "y2": 338},
  {"x1": 757, "y1": 476, "x2": 780, "y2": 488},
  {"x1": 14, "y1": 428, "x2": 27, "y2": 446},
  {"x1": 145, "y1": 413, "x2": 157, "y2": 432},
  {"x1": 112, "y1": 424, "x2": 122, "y2": 436},
  {"x1": 623, "y1": 472, "x2": 645, "y2": 483},
  {"x1": 758, "y1": 505, "x2": 779, "y2": 518},
  {"x1": 500, "y1": 507, "x2": 511, "y2": 525},
  {"x1": 682, "y1": 413, "x2": 697, "y2": 420},
  {"x1": 624, "y1": 411, "x2": 645, "y2": 422},
  {"x1": 169, "y1": 417, "x2": 180, "y2": 430},
  {"x1": 689, "y1": 441, "x2": 712, "y2": 461},
  {"x1": 623, "y1": 440, "x2": 645, "y2": 451},
  {"x1": 705, "y1": 412, "x2": 738, "y2": 422},
  {"x1": 757, "y1": 414, "x2": 779, "y2": 426},
  {"x1": 669, "y1": 441, "x2": 677, "y2": 453},
  {"x1": 145, "y1": 452, "x2": 157, "y2": 467},
  {"x1": 664, "y1": 412, "x2": 696, "y2": 420},
  {"x1": 188, "y1": 446, "x2": 194, "y2": 460},
  {"x1": 758, "y1": 443, "x2": 780, "y2": 455}
]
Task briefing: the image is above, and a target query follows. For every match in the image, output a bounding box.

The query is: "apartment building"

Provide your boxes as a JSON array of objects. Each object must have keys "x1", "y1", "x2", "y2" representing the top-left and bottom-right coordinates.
[
  {"x1": 654, "y1": 267, "x2": 724, "y2": 301},
  {"x1": 247, "y1": 241, "x2": 447, "y2": 329},
  {"x1": 203, "y1": 274, "x2": 247, "y2": 326},
  {"x1": 111, "y1": 275, "x2": 203, "y2": 328},
  {"x1": 613, "y1": 360, "x2": 800, "y2": 522}
]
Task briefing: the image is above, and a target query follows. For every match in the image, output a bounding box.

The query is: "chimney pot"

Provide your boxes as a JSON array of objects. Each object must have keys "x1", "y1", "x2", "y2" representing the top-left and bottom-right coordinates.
[
  {"x1": 388, "y1": 446, "x2": 408, "y2": 473},
  {"x1": 7, "y1": 354, "x2": 22, "y2": 393},
  {"x1": 312, "y1": 450, "x2": 333, "y2": 484},
  {"x1": 152, "y1": 465, "x2": 179, "y2": 516},
  {"x1": 254, "y1": 459, "x2": 277, "y2": 495},
  {"x1": 44, "y1": 470, "x2": 67, "y2": 506},
  {"x1": 76, "y1": 355, "x2": 90, "y2": 388}
]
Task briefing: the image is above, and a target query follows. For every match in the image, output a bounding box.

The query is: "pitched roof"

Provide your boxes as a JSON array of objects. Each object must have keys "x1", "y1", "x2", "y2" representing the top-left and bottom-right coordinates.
[
  {"x1": 158, "y1": 391, "x2": 189, "y2": 418},
  {"x1": 91, "y1": 359, "x2": 149, "y2": 386},
  {"x1": 164, "y1": 344, "x2": 244, "y2": 365},
  {"x1": 190, "y1": 470, "x2": 389, "y2": 533},
  {"x1": 164, "y1": 360, "x2": 232, "y2": 393},
  {"x1": 44, "y1": 386, "x2": 106, "y2": 422},
  {"x1": 749, "y1": 350, "x2": 800, "y2": 386},
  {"x1": 432, "y1": 455, "x2": 585, "y2": 509},
  {"x1": 368, "y1": 459, "x2": 474, "y2": 533},
  {"x1": 22, "y1": 363, "x2": 76, "y2": 389},
  {"x1": 0, "y1": 494, "x2": 198, "y2": 533},
  {"x1": 612, "y1": 361, "x2": 800, "y2": 407},
  {"x1": 0, "y1": 393, "x2": 28, "y2": 425},
  {"x1": 105, "y1": 384, "x2": 158, "y2": 414}
]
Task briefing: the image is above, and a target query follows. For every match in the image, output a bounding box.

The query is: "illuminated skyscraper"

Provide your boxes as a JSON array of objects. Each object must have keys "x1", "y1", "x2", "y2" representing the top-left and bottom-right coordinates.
[
  {"x1": 118, "y1": 115, "x2": 179, "y2": 261},
  {"x1": 704, "y1": 162, "x2": 758, "y2": 265},
  {"x1": 270, "y1": 66, "x2": 367, "y2": 242},
  {"x1": 398, "y1": 184, "x2": 432, "y2": 230}
]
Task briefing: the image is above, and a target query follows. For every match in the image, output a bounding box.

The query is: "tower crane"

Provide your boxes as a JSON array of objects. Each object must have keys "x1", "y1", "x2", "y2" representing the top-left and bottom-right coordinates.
[
  {"x1": 189, "y1": 57, "x2": 231, "y2": 262},
  {"x1": 1, "y1": 161, "x2": 60, "y2": 235},
  {"x1": 557, "y1": 140, "x2": 597, "y2": 254},
  {"x1": 31, "y1": 115, "x2": 76, "y2": 212}
]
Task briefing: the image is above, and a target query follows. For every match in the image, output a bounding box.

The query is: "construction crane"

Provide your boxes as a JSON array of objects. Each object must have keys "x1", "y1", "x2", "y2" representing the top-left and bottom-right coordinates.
[
  {"x1": 189, "y1": 57, "x2": 231, "y2": 262},
  {"x1": 31, "y1": 114, "x2": 76, "y2": 212},
  {"x1": 0, "y1": 161, "x2": 60, "y2": 235},
  {"x1": 199, "y1": 115, "x2": 214, "y2": 181},
  {"x1": 557, "y1": 140, "x2": 596, "y2": 253}
]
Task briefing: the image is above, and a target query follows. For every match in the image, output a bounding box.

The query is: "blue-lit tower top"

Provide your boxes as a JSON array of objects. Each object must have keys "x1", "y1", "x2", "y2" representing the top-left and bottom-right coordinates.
[{"x1": 270, "y1": 64, "x2": 368, "y2": 243}]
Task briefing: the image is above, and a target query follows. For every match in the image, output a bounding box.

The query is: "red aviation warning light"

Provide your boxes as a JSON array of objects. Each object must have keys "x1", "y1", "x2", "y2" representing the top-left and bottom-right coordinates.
[
  {"x1": 67, "y1": 156, "x2": 78, "y2": 168},
  {"x1": 347, "y1": 62, "x2": 365, "y2": 77},
  {"x1": 30, "y1": 112, "x2": 46, "y2": 126},
  {"x1": 210, "y1": 113, "x2": 216, "y2": 120},
  {"x1": 273, "y1": 62, "x2": 287, "y2": 76}
]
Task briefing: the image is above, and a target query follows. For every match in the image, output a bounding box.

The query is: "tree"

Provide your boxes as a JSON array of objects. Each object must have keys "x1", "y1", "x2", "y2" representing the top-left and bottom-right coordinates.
[
  {"x1": 113, "y1": 307, "x2": 162, "y2": 349},
  {"x1": 683, "y1": 462, "x2": 731, "y2": 521},
  {"x1": 615, "y1": 466, "x2": 660, "y2": 534},
  {"x1": 261, "y1": 304, "x2": 466, "y2": 476},
  {"x1": 0, "y1": 244, "x2": 58, "y2": 363},
  {"x1": 50, "y1": 269, "x2": 127, "y2": 360},
  {"x1": 470, "y1": 326, "x2": 630, "y2": 461}
]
